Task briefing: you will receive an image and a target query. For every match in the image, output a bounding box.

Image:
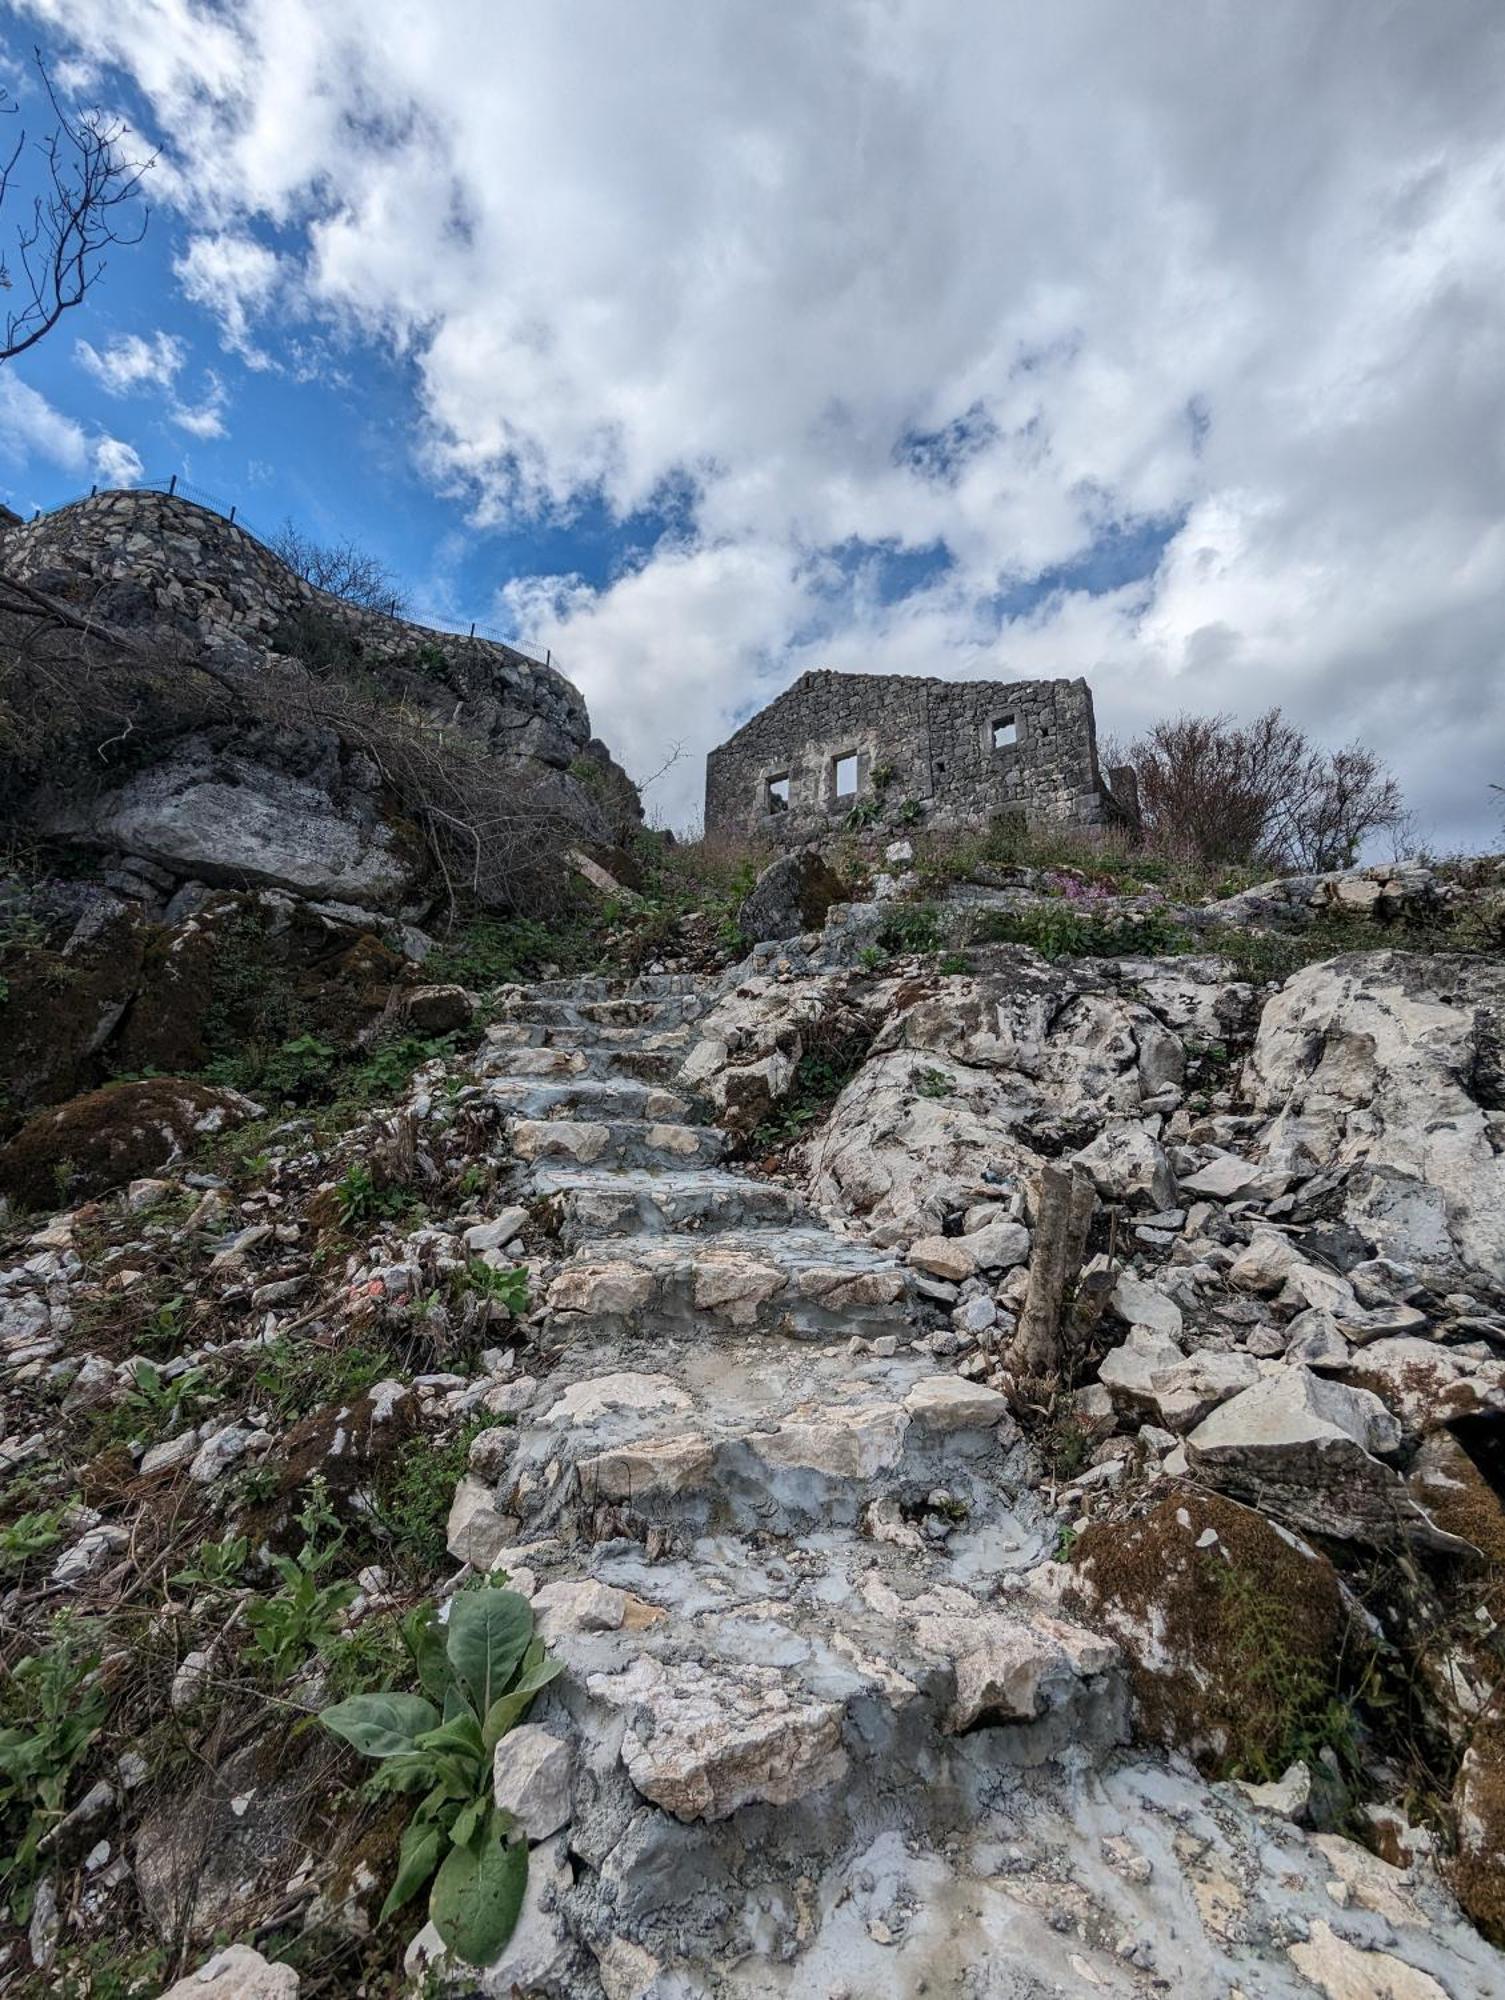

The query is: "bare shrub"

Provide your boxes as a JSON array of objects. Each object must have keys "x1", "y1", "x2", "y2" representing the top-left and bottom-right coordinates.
[
  {"x1": 1122, "y1": 708, "x2": 1405, "y2": 872},
  {"x1": 0, "y1": 567, "x2": 578, "y2": 917},
  {"x1": 266, "y1": 520, "x2": 408, "y2": 615}
]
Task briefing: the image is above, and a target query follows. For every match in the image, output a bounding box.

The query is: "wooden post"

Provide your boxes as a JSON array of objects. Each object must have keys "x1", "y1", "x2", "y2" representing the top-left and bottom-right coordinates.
[{"x1": 1010, "y1": 1164, "x2": 1096, "y2": 1384}]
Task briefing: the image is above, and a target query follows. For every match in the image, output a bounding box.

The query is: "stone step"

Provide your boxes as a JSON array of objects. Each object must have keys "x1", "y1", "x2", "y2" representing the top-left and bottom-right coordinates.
[
  {"x1": 532, "y1": 1167, "x2": 810, "y2": 1243},
  {"x1": 482, "y1": 1076, "x2": 692, "y2": 1122},
  {"x1": 475, "y1": 1043, "x2": 683, "y2": 1086},
  {"x1": 455, "y1": 1345, "x2": 1039, "y2": 1550},
  {"x1": 510, "y1": 1117, "x2": 726, "y2": 1170},
  {"x1": 521, "y1": 973, "x2": 714, "y2": 1001},
  {"x1": 543, "y1": 1227, "x2": 914, "y2": 1340},
  {"x1": 507, "y1": 995, "x2": 708, "y2": 1030}
]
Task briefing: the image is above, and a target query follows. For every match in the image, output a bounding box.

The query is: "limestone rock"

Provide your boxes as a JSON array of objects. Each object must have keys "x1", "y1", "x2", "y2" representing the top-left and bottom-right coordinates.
[
  {"x1": 737, "y1": 848, "x2": 846, "y2": 943},
  {"x1": 1066, "y1": 1492, "x2": 1348, "y2": 1773},
  {"x1": 1287, "y1": 1920, "x2": 1448, "y2": 2000},
  {"x1": 1098, "y1": 1327, "x2": 1260, "y2": 1431},
  {"x1": 159, "y1": 1945, "x2": 299, "y2": 2000},
  {"x1": 493, "y1": 1725, "x2": 573, "y2": 1843},
  {"x1": 1246, "y1": 951, "x2": 1505, "y2": 1282},
  {"x1": 0, "y1": 1078, "x2": 260, "y2": 1207},
  {"x1": 1069, "y1": 1126, "x2": 1177, "y2": 1212},
  {"x1": 1184, "y1": 1366, "x2": 1464, "y2": 1546},
  {"x1": 588, "y1": 1655, "x2": 849, "y2": 1821}
]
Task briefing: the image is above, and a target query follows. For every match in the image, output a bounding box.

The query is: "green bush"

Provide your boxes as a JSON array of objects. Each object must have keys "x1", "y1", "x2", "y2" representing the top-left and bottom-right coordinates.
[{"x1": 0, "y1": 1616, "x2": 108, "y2": 1921}]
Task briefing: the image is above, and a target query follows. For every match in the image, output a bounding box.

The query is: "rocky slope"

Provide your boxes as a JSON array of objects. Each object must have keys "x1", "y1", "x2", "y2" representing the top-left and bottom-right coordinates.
[{"x1": 2, "y1": 869, "x2": 1504, "y2": 1998}]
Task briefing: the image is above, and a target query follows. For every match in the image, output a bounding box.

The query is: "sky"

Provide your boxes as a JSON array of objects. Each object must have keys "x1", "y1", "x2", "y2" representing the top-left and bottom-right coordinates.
[{"x1": 2, "y1": 2, "x2": 1503, "y2": 845}]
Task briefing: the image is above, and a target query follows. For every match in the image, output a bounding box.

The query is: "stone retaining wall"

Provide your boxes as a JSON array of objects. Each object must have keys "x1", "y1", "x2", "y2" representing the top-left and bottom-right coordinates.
[{"x1": 0, "y1": 488, "x2": 590, "y2": 769}]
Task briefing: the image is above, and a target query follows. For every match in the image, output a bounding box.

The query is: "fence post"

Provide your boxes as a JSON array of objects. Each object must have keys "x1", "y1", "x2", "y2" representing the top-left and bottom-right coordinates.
[
  {"x1": 229, "y1": 506, "x2": 236, "y2": 525},
  {"x1": 546, "y1": 648, "x2": 552, "y2": 668},
  {"x1": 168, "y1": 475, "x2": 177, "y2": 496},
  {"x1": 90, "y1": 484, "x2": 97, "y2": 498},
  {"x1": 469, "y1": 621, "x2": 475, "y2": 638}
]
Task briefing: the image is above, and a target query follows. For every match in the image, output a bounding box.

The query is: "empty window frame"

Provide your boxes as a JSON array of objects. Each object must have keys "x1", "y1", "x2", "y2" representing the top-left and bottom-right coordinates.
[
  {"x1": 992, "y1": 715, "x2": 1018, "y2": 750},
  {"x1": 766, "y1": 773, "x2": 790, "y2": 813},
  {"x1": 834, "y1": 752, "x2": 860, "y2": 798}
]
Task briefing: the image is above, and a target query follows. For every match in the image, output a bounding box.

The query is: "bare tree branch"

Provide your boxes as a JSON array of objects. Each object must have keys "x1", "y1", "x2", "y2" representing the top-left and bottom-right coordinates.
[{"x1": 1, "y1": 51, "x2": 155, "y2": 364}]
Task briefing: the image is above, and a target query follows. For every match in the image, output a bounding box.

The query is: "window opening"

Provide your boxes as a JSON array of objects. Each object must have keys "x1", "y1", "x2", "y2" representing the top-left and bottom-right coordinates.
[
  {"x1": 766, "y1": 774, "x2": 790, "y2": 813},
  {"x1": 834, "y1": 753, "x2": 859, "y2": 798},
  {"x1": 992, "y1": 715, "x2": 1018, "y2": 749}
]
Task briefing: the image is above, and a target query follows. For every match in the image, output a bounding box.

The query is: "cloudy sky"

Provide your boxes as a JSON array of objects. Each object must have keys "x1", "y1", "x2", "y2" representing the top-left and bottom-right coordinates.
[{"x1": 3, "y1": 2, "x2": 1503, "y2": 843}]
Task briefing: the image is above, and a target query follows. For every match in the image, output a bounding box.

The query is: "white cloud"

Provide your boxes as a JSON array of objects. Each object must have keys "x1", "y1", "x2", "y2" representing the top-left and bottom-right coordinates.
[
  {"x1": 0, "y1": 372, "x2": 90, "y2": 472},
  {"x1": 170, "y1": 371, "x2": 229, "y2": 438},
  {"x1": 0, "y1": 369, "x2": 145, "y2": 495},
  {"x1": 93, "y1": 434, "x2": 145, "y2": 485},
  {"x1": 75, "y1": 328, "x2": 186, "y2": 394},
  {"x1": 173, "y1": 231, "x2": 282, "y2": 365},
  {"x1": 16, "y1": 0, "x2": 1505, "y2": 841}
]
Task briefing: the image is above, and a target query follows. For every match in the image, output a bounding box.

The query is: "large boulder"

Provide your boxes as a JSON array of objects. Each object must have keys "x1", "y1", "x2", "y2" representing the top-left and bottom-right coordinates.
[
  {"x1": 1183, "y1": 1365, "x2": 1462, "y2": 1548},
  {"x1": 1244, "y1": 952, "x2": 1505, "y2": 1285},
  {"x1": 0, "y1": 1077, "x2": 259, "y2": 1206},
  {"x1": 737, "y1": 848, "x2": 846, "y2": 944},
  {"x1": 38, "y1": 725, "x2": 422, "y2": 908}
]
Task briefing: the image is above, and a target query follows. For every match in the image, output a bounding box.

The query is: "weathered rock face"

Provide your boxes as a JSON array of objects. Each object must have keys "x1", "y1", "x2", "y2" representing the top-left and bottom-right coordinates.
[
  {"x1": 0, "y1": 883, "x2": 418, "y2": 1118},
  {"x1": 801, "y1": 958, "x2": 1205, "y2": 1241},
  {"x1": 1, "y1": 490, "x2": 639, "y2": 909},
  {"x1": 38, "y1": 726, "x2": 421, "y2": 908},
  {"x1": 736, "y1": 847, "x2": 846, "y2": 944},
  {"x1": 1245, "y1": 952, "x2": 1505, "y2": 1283}
]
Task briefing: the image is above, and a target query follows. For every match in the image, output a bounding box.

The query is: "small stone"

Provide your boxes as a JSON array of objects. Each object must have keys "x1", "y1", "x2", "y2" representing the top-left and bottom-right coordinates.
[{"x1": 493, "y1": 1725, "x2": 573, "y2": 1842}]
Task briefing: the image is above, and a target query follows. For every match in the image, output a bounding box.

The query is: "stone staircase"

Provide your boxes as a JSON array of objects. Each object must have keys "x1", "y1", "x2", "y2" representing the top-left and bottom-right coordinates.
[{"x1": 446, "y1": 974, "x2": 1129, "y2": 1980}]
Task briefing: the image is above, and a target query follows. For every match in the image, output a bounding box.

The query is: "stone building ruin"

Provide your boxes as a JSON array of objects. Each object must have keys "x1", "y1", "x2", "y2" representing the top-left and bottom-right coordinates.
[{"x1": 705, "y1": 669, "x2": 1137, "y2": 843}]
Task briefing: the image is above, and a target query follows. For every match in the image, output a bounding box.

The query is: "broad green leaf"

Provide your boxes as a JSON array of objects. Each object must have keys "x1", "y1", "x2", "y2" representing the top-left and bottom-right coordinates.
[
  {"x1": 414, "y1": 1713, "x2": 486, "y2": 1767},
  {"x1": 449, "y1": 1796, "x2": 485, "y2": 1849},
  {"x1": 430, "y1": 1812, "x2": 528, "y2": 1967},
  {"x1": 320, "y1": 1692, "x2": 440, "y2": 1759},
  {"x1": 482, "y1": 1654, "x2": 564, "y2": 1753},
  {"x1": 403, "y1": 1603, "x2": 452, "y2": 1704},
  {"x1": 445, "y1": 1590, "x2": 535, "y2": 1722},
  {"x1": 379, "y1": 1816, "x2": 444, "y2": 1923}
]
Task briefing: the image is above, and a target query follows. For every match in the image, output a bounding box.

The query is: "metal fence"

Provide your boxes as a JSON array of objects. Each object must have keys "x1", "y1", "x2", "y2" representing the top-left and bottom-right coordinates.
[{"x1": 15, "y1": 473, "x2": 558, "y2": 671}]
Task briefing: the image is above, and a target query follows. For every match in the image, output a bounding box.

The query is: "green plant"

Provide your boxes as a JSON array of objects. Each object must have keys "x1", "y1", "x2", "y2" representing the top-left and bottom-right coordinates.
[
  {"x1": 451, "y1": 1261, "x2": 530, "y2": 1315},
  {"x1": 0, "y1": 1616, "x2": 108, "y2": 1920},
  {"x1": 938, "y1": 952, "x2": 968, "y2": 974},
  {"x1": 0, "y1": 1505, "x2": 69, "y2": 1576},
  {"x1": 336, "y1": 1161, "x2": 417, "y2": 1229},
  {"x1": 911, "y1": 1064, "x2": 953, "y2": 1100},
  {"x1": 320, "y1": 1586, "x2": 561, "y2": 1965},
  {"x1": 244, "y1": 1481, "x2": 357, "y2": 1678},
  {"x1": 252, "y1": 1337, "x2": 397, "y2": 1422},
  {"x1": 877, "y1": 902, "x2": 943, "y2": 955},
  {"x1": 120, "y1": 1359, "x2": 209, "y2": 1439},
  {"x1": 375, "y1": 1414, "x2": 496, "y2": 1579},
  {"x1": 895, "y1": 797, "x2": 924, "y2": 826},
  {"x1": 845, "y1": 796, "x2": 883, "y2": 832},
  {"x1": 857, "y1": 944, "x2": 887, "y2": 971},
  {"x1": 170, "y1": 1532, "x2": 250, "y2": 1592},
  {"x1": 1206, "y1": 1558, "x2": 1370, "y2": 1784}
]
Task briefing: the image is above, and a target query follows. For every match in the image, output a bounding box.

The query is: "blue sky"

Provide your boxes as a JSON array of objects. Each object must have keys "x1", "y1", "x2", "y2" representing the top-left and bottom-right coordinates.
[{"x1": 3, "y1": 4, "x2": 1503, "y2": 843}]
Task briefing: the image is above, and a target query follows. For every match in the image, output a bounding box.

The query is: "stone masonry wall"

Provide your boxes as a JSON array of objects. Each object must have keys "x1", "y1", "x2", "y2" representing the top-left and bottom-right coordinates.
[
  {"x1": 705, "y1": 669, "x2": 1131, "y2": 842},
  {"x1": 0, "y1": 489, "x2": 591, "y2": 770}
]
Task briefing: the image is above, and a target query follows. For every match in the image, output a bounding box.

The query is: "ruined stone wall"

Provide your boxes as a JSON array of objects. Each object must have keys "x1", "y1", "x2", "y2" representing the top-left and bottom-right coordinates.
[
  {"x1": 0, "y1": 489, "x2": 591, "y2": 770},
  {"x1": 705, "y1": 669, "x2": 1129, "y2": 842}
]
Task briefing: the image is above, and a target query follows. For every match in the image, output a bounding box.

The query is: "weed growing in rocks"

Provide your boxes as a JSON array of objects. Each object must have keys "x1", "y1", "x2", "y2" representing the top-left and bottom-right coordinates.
[
  {"x1": 0, "y1": 1615, "x2": 107, "y2": 1923},
  {"x1": 374, "y1": 1413, "x2": 499, "y2": 1581},
  {"x1": 244, "y1": 1480, "x2": 358, "y2": 1679},
  {"x1": 319, "y1": 1586, "x2": 559, "y2": 1965}
]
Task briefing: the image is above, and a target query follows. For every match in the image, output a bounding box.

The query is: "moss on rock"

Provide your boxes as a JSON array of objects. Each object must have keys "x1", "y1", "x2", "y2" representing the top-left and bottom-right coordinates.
[
  {"x1": 1066, "y1": 1489, "x2": 1354, "y2": 1779},
  {"x1": 0, "y1": 1076, "x2": 258, "y2": 1207}
]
